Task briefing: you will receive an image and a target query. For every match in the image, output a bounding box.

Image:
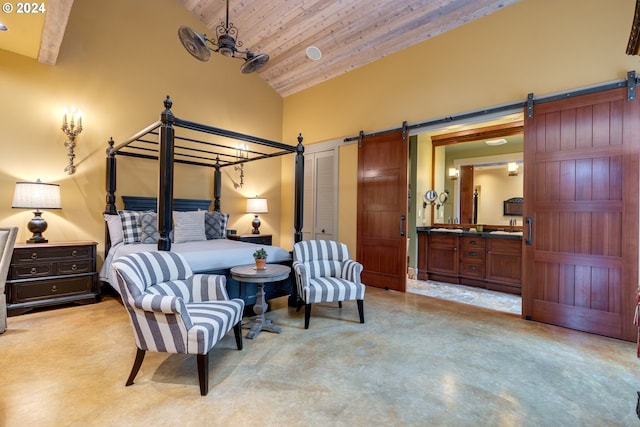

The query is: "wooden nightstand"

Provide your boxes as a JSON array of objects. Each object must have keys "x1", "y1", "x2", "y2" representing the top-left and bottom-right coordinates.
[
  {"x1": 6, "y1": 241, "x2": 100, "y2": 316},
  {"x1": 227, "y1": 234, "x2": 272, "y2": 245}
]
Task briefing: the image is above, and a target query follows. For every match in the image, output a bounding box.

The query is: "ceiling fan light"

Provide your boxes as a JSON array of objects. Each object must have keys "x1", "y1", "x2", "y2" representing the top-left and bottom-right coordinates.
[{"x1": 217, "y1": 33, "x2": 236, "y2": 57}]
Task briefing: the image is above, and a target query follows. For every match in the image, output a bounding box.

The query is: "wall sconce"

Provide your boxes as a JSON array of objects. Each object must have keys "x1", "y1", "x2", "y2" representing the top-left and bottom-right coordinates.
[
  {"x1": 12, "y1": 179, "x2": 61, "y2": 243},
  {"x1": 61, "y1": 106, "x2": 83, "y2": 175},
  {"x1": 508, "y1": 162, "x2": 519, "y2": 176},
  {"x1": 449, "y1": 168, "x2": 459, "y2": 180},
  {"x1": 234, "y1": 143, "x2": 248, "y2": 187},
  {"x1": 246, "y1": 196, "x2": 268, "y2": 234}
]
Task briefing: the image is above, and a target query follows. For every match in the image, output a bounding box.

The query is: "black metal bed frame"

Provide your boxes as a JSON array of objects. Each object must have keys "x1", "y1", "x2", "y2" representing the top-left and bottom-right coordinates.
[{"x1": 104, "y1": 95, "x2": 305, "y2": 251}]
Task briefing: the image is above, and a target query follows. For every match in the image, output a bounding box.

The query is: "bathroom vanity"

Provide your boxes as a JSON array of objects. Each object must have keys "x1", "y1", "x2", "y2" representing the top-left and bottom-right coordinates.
[{"x1": 416, "y1": 227, "x2": 522, "y2": 295}]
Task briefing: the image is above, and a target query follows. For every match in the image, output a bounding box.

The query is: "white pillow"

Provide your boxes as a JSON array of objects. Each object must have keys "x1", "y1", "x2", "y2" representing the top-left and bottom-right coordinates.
[
  {"x1": 104, "y1": 214, "x2": 124, "y2": 246},
  {"x1": 173, "y1": 210, "x2": 206, "y2": 243}
]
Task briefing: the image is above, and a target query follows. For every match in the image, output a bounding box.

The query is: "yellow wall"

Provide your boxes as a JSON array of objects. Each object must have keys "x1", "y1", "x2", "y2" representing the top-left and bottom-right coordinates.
[
  {"x1": 2, "y1": 0, "x2": 639, "y2": 267},
  {"x1": 0, "y1": 0, "x2": 284, "y2": 264},
  {"x1": 282, "y1": 0, "x2": 639, "y2": 254}
]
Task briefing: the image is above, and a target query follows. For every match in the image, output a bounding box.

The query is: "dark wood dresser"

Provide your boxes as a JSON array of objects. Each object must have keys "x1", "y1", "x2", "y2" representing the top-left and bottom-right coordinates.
[{"x1": 6, "y1": 241, "x2": 100, "y2": 316}]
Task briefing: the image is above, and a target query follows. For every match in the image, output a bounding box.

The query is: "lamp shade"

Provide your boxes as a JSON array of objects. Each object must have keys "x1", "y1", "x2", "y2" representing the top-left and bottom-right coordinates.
[
  {"x1": 12, "y1": 181, "x2": 61, "y2": 210},
  {"x1": 246, "y1": 197, "x2": 268, "y2": 214}
]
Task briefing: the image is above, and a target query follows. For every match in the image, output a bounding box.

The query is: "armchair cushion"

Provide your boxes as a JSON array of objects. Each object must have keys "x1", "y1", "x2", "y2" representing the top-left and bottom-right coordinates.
[{"x1": 301, "y1": 276, "x2": 364, "y2": 304}]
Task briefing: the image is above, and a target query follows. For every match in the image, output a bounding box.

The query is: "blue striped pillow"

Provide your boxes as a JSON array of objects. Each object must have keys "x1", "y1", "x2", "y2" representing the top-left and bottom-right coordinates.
[{"x1": 173, "y1": 210, "x2": 206, "y2": 243}]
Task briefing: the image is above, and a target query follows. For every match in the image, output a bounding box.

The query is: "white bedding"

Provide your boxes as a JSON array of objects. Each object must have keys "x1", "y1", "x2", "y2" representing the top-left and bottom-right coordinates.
[{"x1": 100, "y1": 239, "x2": 291, "y2": 291}]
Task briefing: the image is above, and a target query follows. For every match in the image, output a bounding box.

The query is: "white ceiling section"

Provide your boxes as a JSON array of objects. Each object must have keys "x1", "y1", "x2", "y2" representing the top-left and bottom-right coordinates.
[{"x1": 4, "y1": 0, "x2": 520, "y2": 97}]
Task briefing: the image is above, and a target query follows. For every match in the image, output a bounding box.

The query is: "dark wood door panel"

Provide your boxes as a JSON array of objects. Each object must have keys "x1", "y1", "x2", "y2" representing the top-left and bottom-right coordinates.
[
  {"x1": 357, "y1": 130, "x2": 407, "y2": 292},
  {"x1": 523, "y1": 86, "x2": 639, "y2": 341}
]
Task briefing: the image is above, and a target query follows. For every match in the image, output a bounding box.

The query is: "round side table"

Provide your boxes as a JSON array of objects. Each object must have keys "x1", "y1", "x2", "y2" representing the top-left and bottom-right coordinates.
[{"x1": 230, "y1": 264, "x2": 291, "y2": 339}]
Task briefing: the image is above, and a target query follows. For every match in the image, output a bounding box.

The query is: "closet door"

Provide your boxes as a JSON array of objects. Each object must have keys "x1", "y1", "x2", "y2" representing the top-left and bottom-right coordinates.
[
  {"x1": 522, "y1": 87, "x2": 639, "y2": 341},
  {"x1": 302, "y1": 149, "x2": 337, "y2": 241}
]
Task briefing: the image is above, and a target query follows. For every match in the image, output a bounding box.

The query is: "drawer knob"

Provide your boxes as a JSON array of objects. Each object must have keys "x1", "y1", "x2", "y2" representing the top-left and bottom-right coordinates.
[
  {"x1": 31, "y1": 252, "x2": 38, "y2": 260},
  {"x1": 51, "y1": 285, "x2": 58, "y2": 293},
  {"x1": 30, "y1": 267, "x2": 37, "y2": 274},
  {"x1": 469, "y1": 251, "x2": 477, "y2": 256},
  {"x1": 469, "y1": 266, "x2": 477, "y2": 270},
  {"x1": 470, "y1": 240, "x2": 477, "y2": 245},
  {"x1": 71, "y1": 264, "x2": 78, "y2": 271},
  {"x1": 71, "y1": 250, "x2": 78, "y2": 257}
]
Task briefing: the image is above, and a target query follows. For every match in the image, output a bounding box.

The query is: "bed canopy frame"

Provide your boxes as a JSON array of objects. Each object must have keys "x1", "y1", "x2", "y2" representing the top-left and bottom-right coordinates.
[{"x1": 104, "y1": 95, "x2": 304, "y2": 251}]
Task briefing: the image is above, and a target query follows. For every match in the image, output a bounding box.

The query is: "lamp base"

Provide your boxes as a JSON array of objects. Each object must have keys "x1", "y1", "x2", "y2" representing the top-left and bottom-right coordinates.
[
  {"x1": 27, "y1": 211, "x2": 49, "y2": 244},
  {"x1": 251, "y1": 215, "x2": 261, "y2": 234},
  {"x1": 27, "y1": 236, "x2": 48, "y2": 244}
]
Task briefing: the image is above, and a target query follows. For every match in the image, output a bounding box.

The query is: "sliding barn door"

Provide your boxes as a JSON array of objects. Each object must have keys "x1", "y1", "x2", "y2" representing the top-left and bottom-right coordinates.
[
  {"x1": 522, "y1": 87, "x2": 640, "y2": 341},
  {"x1": 357, "y1": 130, "x2": 407, "y2": 292}
]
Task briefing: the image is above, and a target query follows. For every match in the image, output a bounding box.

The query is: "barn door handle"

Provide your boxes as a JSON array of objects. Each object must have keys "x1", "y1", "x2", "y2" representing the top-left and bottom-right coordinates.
[
  {"x1": 400, "y1": 215, "x2": 405, "y2": 236},
  {"x1": 525, "y1": 217, "x2": 533, "y2": 245}
]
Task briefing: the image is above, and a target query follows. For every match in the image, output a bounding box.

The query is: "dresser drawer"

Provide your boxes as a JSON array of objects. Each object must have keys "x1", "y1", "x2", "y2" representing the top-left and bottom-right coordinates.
[
  {"x1": 12, "y1": 245, "x2": 93, "y2": 263},
  {"x1": 11, "y1": 276, "x2": 94, "y2": 303},
  {"x1": 57, "y1": 260, "x2": 94, "y2": 275},
  {"x1": 11, "y1": 263, "x2": 55, "y2": 279}
]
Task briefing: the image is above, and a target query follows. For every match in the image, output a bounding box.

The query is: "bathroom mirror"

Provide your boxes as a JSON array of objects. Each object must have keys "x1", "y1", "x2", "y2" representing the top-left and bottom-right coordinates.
[{"x1": 431, "y1": 120, "x2": 524, "y2": 227}]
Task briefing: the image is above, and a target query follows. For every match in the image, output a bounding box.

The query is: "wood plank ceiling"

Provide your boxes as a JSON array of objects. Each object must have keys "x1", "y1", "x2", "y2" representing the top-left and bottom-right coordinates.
[{"x1": 5, "y1": 0, "x2": 519, "y2": 97}]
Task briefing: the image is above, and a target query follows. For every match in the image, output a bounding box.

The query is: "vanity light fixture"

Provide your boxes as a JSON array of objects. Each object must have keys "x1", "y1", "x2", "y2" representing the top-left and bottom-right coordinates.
[
  {"x1": 508, "y1": 162, "x2": 519, "y2": 176},
  {"x1": 61, "y1": 106, "x2": 83, "y2": 174},
  {"x1": 449, "y1": 168, "x2": 459, "y2": 180},
  {"x1": 485, "y1": 138, "x2": 507, "y2": 146}
]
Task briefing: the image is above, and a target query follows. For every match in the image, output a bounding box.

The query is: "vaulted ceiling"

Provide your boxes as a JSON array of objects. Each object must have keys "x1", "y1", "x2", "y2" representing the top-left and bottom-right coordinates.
[{"x1": 0, "y1": 0, "x2": 519, "y2": 97}]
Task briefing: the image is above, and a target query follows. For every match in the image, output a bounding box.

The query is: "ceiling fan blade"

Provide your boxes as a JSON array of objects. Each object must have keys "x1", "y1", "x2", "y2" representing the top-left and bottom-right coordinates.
[
  {"x1": 240, "y1": 53, "x2": 269, "y2": 74},
  {"x1": 178, "y1": 26, "x2": 211, "y2": 62}
]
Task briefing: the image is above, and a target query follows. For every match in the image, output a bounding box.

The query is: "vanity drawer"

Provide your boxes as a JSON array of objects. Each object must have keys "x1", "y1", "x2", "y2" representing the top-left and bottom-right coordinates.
[
  {"x1": 460, "y1": 248, "x2": 485, "y2": 260},
  {"x1": 459, "y1": 261, "x2": 485, "y2": 278},
  {"x1": 460, "y1": 236, "x2": 485, "y2": 249}
]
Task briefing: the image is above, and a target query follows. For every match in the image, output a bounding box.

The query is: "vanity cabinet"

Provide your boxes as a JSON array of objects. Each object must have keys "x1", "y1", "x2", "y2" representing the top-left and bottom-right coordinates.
[
  {"x1": 485, "y1": 238, "x2": 522, "y2": 294},
  {"x1": 424, "y1": 233, "x2": 458, "y2": 282},
  {"x1": 417, "y1": 229, "x2": 522, "y2": 295}
]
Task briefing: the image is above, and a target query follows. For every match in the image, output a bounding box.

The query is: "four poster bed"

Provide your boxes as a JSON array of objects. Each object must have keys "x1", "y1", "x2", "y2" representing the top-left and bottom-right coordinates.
[{"x1": 100, "y1": 96, "x2": 304, "y2": 307}]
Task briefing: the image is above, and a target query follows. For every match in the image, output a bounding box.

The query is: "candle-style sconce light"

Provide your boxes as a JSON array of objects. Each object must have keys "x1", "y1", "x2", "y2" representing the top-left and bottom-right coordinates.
[
  {"x1": 61, "y1": 106, "x2": 83, "y2": 174},
  {"x1": 234, "y1": 143, "x2": 248, "y2": 187}
]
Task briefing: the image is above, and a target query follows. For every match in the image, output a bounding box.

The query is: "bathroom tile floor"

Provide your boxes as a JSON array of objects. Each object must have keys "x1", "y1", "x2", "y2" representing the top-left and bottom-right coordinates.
[{"x1": 406, "y1": 278, "x2": 522, "y2": 315}]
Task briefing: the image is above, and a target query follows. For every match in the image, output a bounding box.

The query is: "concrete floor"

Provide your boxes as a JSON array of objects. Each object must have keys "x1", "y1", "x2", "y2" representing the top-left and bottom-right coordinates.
[{"x1": 1, "y1": 286, "x2": 639, "y2": 426}]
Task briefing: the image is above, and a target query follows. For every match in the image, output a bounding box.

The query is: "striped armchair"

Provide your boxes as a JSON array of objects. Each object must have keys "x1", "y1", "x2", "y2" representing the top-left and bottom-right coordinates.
[
  {"x1": 292, "y1": 240, "x2": 365, "y2": 329},
  {"x1": 112, "y1": 251, "x2": 244, "y2": 396}
]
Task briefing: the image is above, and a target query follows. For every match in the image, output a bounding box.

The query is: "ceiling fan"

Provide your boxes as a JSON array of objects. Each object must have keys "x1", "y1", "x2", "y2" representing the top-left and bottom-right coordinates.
[{"x1": 178, "y1": 0, "x2": 269, "y2": 74}]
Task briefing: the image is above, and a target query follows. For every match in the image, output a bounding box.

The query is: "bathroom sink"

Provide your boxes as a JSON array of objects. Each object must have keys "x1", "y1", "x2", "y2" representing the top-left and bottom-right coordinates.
[{"x1": 431, "y1": 228, "x2": 463, "y2": 233}]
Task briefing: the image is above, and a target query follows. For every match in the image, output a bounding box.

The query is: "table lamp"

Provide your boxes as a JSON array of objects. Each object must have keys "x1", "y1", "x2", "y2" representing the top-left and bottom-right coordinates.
[
  {"x1": 246, "y1": 196, "x2": 268, "y2": 234},
  {"x1": 12, "y1": 179, "x2": 61, "y2": 243}
]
